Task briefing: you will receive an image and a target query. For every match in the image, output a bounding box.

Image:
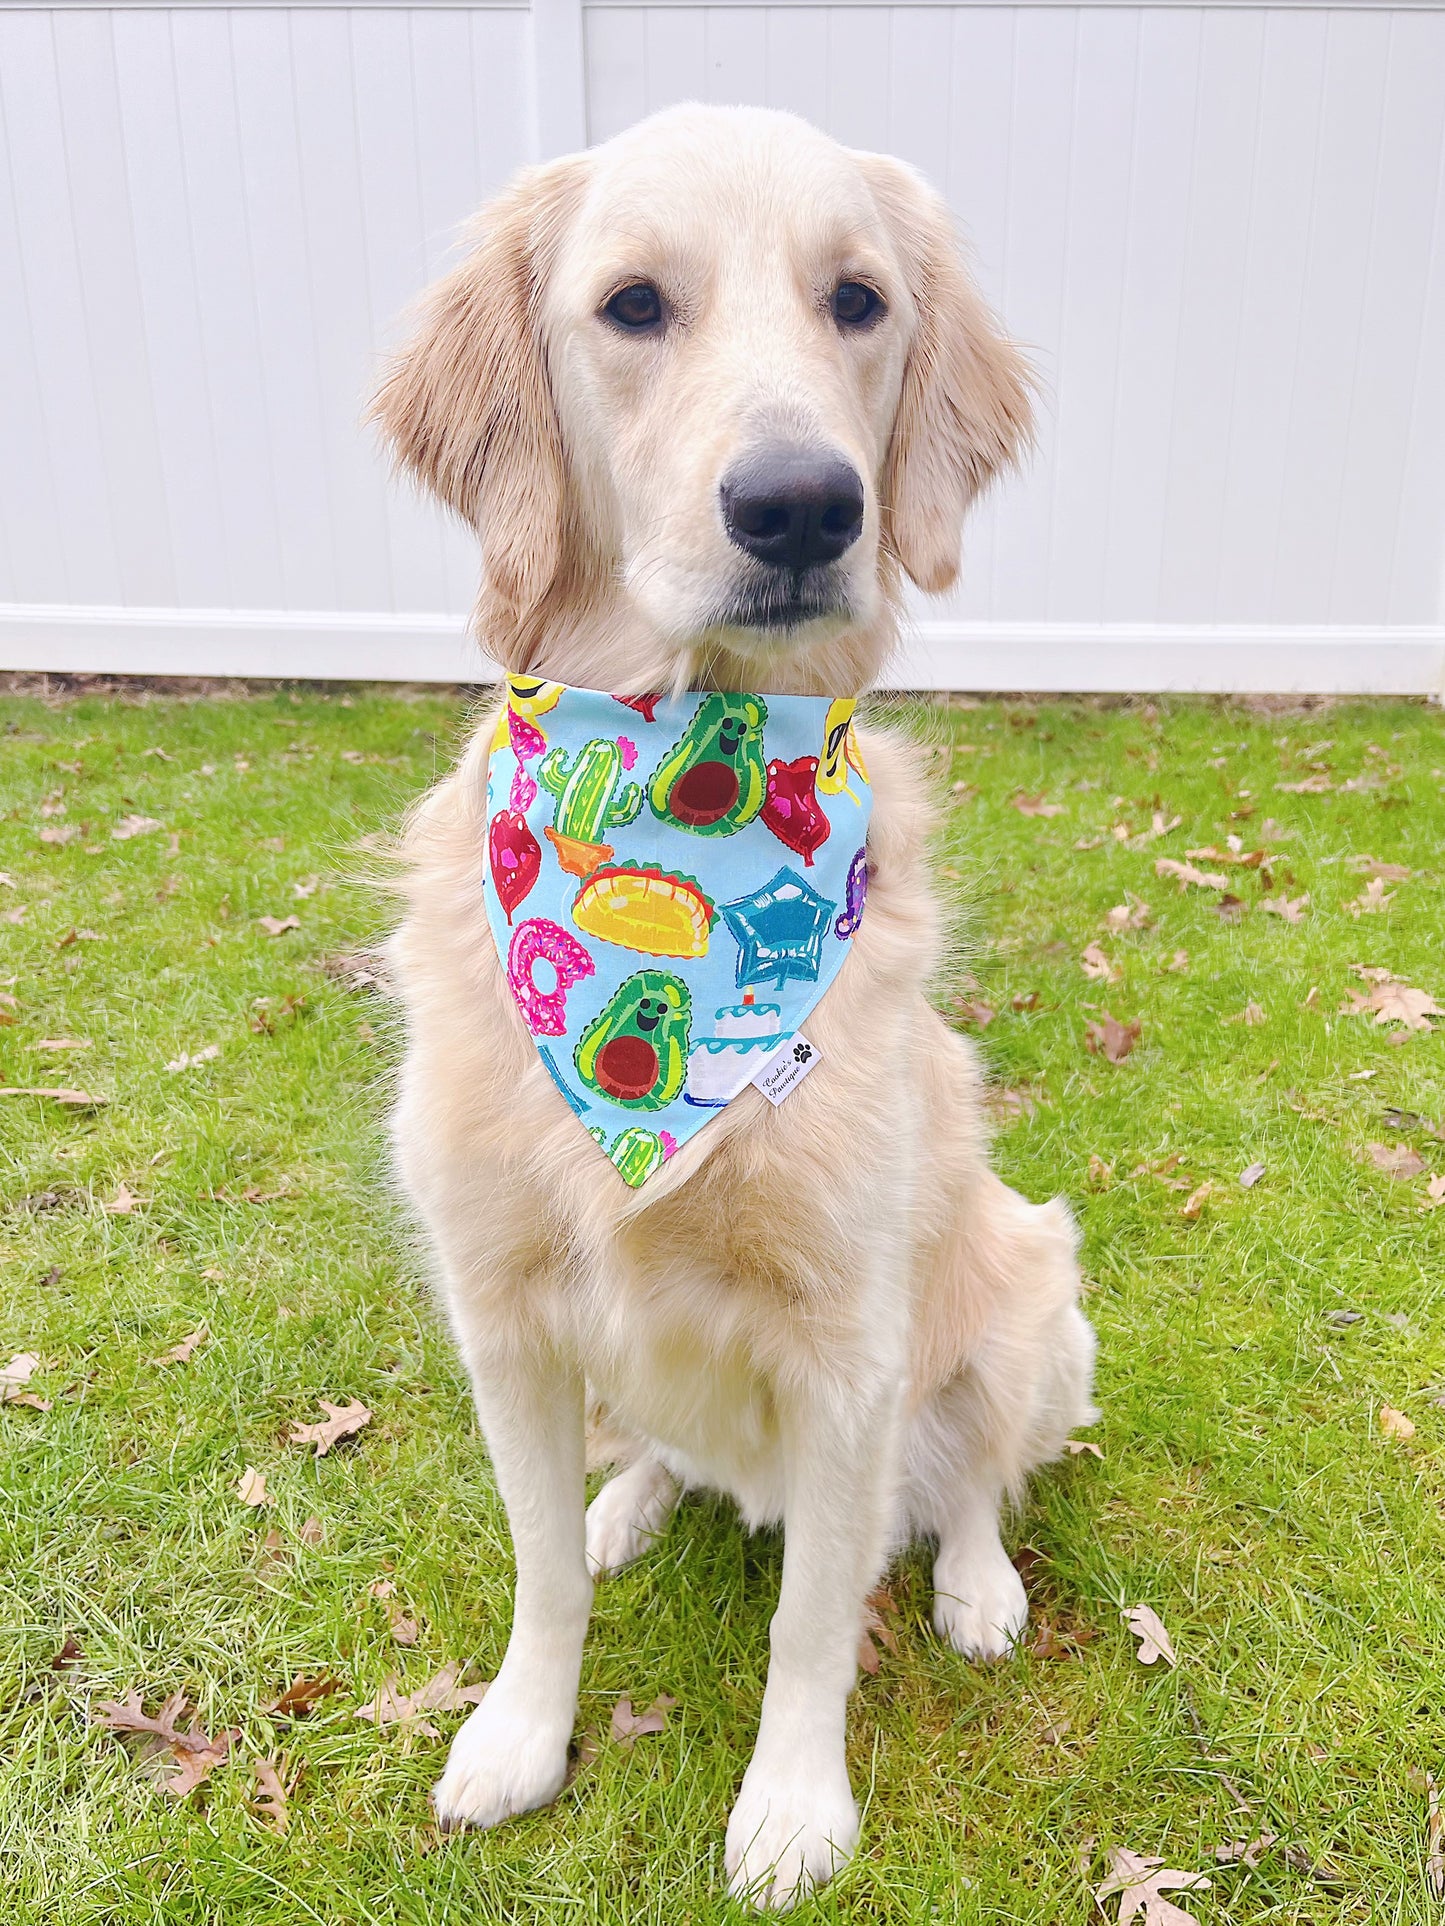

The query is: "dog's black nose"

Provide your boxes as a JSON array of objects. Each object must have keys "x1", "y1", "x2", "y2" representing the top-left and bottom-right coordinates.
[{"x1": 720, "y1": 448, "x2": 864, "y2": 570}]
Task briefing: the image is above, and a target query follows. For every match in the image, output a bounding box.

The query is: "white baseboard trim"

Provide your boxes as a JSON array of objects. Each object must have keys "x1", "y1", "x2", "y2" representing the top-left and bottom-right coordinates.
[{"x1": 1, "y1": 603, "x2": 1442, "y2": 697}]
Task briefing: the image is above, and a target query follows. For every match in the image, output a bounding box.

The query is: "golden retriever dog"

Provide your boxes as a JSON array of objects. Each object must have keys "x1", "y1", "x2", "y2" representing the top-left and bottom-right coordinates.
[{"x1": 375, "y1": 103, "x2": 1096, "y2": 1910}]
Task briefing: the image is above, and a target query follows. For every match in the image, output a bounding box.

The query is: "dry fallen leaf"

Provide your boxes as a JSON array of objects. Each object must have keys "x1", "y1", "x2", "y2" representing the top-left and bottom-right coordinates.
[
  {"x1": 1277, "y1": 772, "x2": 1333, "y2": 794},
  {"x1": 1155, "y1": 857, "x2": 1229, "y2": 892},
  {"x1": 1427, "y1": 1772, "x2": 1444, "y2": 1899},
  {"x1": 237, "y1": 1466, "x2": 273, "y2": 1508},
  {"x1": 1262, "y1": 894, "x2": 1310, "y2": 924},
  {"x1": 1181, "y1": 1182, "x2": 1213, "y2": 1219},
  {"x1": 1084, "y1": 1012, "x2": 1141, "y2": 1064},
  {"x1": 1340, "y1": 974, "x2": 1440, "y2": 1033},
  {"x1": 1424, "y1": 1175, "x2": 1445, "y2": 1211},
  {"x1": 1222, "y1": 1001, "x2": 1267, "y2": 1028},
  {"x1": 39, "y1": 823, "x2": 80, "y2": 846},
  {"x1": 270, "y1": 1673, "x2": 341, "y2": 1718},
  {"x1": 1239, "y1": 1162, "x2": 1266, "y2": 1189},
  {"x1": 610, "y1": 1693, "x2": 676, "y2": 1744},
  {"x1": 1081, "y1": 943, "x2": 1120, "y2": 983},
  {"x1": 1, "y1": 1353, "x2": 43, "y2": 1407},
  {"x1": 250, "y1": 1758, "x2": 291, "y2": 1834},
  {"x1": 0, "y1": 1086, "x2": 107, "y2": 1108},
  {"x1": 952, "y1": 997, "x2": 996, "y2": 1028},
  {"x1": 299, "y1": 1515, "x2": 324, "y2": 1544},
  {"x1": 1104, "y1": 897, "x2": 1151, "y2": 932},
  {"x1": 1215, "y1": 1832, "x2": 1279, "y2": 1870},
  {"x1": 152, "y1": 1326, "x2": 207, "y2": 1367},
  {"x1": 1349, "y1": 876, "x2": 1396, "y2": 917},
  {"x1": 36, "y1": 1037, "x2": 91, "y2": 1052},
  {"x1": 1351, "y1": 856, "x2": 1411, "y2": 883},
  {"x1": 1122, "y1": 1604, "x2": 1177, "y2": 1667},
  {"x1": 103, "y1": 1184, "x2": 140, "y2": 1215},
  {"x1": 856, "y1": 1584, "x2": 902, "y2": 1673},
  {"x1": 1164, "y1": 949, "x2": 1190, "y2": 974},
  {"x1": 93, "y1": 1692, "x2": 237, "y2": 1799},
  {"x1": 287, "y1": 1398, "x2": 372, "y2": 1457},
  {"x1": 1379, "y1": 1405, "x2": 1416, "y2": 1442},
  {"x1": 1087, "y1": 1154, "x2": 1114, "y2": 1189},
  {"x1": 1368, "y1": 1142, "x2": 1427, "y2": 1179},
  {"x1": 1096, "y1": 1848, "x2": 1210, "y2": 1926},
  {"x1": 166, "y1": 1044, "x2": 221, "y2": 1074},
  {"x1": 258, "y1": 915, "x2": 301, "y2": 938},
  {"x1": 112, "y1": 814, "x2": 163, "y2": 841},
  {"x1": 1066, "y1": 1439, "x2": 1104, "y2": 1460},
  {"x1": 1012, "y1": 793, "x2": 1065, "y2": 817},
  {"x1": 354, "y1": 1662, "x2": 489, "y2": 1736}
]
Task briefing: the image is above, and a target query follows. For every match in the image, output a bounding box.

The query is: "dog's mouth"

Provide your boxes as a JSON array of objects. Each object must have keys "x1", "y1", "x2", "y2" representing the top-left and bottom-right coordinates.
[{"x1": 708, "y1": 566, "x2": 853, "y2": 636}]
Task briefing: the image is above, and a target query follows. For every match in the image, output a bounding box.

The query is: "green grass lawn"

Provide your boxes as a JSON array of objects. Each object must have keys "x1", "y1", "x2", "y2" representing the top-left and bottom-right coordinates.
[{"x1": 2, "y1": 679, "x2": 1443, "y2": 1926}]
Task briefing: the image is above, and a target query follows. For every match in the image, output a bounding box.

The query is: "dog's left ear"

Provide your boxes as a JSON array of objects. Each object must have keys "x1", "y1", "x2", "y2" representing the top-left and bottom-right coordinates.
[{"x1": 860, "y1": 155, "x2": 1034, "y2": 594}]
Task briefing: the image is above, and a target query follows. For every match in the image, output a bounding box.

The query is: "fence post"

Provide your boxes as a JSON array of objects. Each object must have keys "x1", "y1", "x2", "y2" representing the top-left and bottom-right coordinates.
[{"x1": 530, "y1": 0, "x2": 588, "y2": 159}]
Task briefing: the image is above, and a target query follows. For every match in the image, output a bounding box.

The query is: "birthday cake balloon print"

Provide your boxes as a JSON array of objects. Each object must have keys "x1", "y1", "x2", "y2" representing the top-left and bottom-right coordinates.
[
  {"x1": 481, "y1": 676, "x2": 872, "y2": 1186},
  {"x1": 685, "y1": 990, "x2": 790, "y2": 1108}
]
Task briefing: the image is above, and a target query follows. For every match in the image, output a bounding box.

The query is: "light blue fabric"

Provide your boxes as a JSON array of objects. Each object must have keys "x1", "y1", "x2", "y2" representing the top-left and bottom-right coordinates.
[{"x1": 482, "y1": 674, "x2": 873, "y2": 1187}]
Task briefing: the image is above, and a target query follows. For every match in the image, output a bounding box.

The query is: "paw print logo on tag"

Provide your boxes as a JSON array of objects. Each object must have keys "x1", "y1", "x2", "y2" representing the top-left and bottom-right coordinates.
[{"x1": 792, "y1": 1041, "x2": 813, "y2": 1064}]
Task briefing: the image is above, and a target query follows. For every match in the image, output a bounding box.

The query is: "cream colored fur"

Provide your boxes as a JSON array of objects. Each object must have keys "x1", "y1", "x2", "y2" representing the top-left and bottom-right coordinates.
[{"x1": 377, "y1": 104, "x2": 1096, "y2": 1911}]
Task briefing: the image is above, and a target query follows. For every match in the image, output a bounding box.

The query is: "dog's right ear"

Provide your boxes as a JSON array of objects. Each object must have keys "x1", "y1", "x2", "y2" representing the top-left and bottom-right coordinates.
[{"x1": 370, "y1": 158, "x2": 584, "y2": 621}]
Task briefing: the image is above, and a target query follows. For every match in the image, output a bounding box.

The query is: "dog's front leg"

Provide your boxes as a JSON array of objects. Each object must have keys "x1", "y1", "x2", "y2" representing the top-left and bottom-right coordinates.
[
  {"x1": 432, "y1": 1332, "x2": 591, "y2": 1830},
  {"x1": 725, "y1": 1372, "x2": 901, "y2": 1910}
]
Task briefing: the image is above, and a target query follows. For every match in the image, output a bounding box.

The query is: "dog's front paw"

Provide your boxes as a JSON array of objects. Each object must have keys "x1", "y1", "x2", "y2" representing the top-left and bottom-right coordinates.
[
  {"x1": 431, "y1": 1687, "x2": 572, "y2": 1831},
  {"x1": 585, "y1": 1458, "x2": 678, "y2": 1577},
  {"x1": 725, "y1": 1760, "x2": 858, "y2": 1911},
  {"x1": 932, "y1": 1546, "x2": 1028, "y2": 1661}
]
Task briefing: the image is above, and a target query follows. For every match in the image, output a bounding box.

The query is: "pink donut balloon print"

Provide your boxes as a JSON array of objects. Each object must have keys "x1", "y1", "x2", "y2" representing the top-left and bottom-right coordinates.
[{"x1": 507, "y1": 918, "x2": 595, "y2": 1036}]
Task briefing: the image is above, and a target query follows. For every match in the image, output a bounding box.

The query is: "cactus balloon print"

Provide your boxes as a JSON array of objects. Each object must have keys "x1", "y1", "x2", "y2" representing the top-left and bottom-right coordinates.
[{"x1": 539, "y1": 736, "x2": 645, "y2": 876}]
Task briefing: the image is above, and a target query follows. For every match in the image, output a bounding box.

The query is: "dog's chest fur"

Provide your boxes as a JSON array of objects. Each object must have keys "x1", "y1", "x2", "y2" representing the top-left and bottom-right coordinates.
[{"x1": 389, "y1": 714, "x2": 936, "y2": 1498}]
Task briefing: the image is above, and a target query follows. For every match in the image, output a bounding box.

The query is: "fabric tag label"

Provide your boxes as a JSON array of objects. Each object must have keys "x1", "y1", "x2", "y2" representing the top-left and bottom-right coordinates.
[{"x1": 753, "y1": 1033, "x2": 822, "y2": 1106}]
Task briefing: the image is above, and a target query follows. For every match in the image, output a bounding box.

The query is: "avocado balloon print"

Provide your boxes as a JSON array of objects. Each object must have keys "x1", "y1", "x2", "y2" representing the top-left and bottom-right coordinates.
[
  {"x1": 482, "y1": 675, "x2": 872, "y2": 1185},
  {"x1": 648, "y1": 693, "x2": 769, "y2": 833}
]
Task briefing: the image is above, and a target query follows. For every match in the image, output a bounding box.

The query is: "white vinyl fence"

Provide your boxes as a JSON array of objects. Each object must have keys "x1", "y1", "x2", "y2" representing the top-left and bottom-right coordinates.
[{"x1": 2, "y1": 0, "x2": 1444, "y2": 693}]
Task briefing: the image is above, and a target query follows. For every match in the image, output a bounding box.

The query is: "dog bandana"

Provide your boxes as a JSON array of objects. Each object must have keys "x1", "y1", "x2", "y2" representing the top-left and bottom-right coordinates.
[{"x1": 482, "y1": 674, "x2": 873, "y2": 1188}]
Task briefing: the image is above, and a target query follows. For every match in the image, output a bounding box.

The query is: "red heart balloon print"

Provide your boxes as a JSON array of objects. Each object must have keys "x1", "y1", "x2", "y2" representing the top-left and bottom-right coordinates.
[
  {"x1": 761, "y1": 755, "x2": 830, "y2": 867},
  {"x1": 488, "y1": 809, "x2": 541, "y2": 922}
]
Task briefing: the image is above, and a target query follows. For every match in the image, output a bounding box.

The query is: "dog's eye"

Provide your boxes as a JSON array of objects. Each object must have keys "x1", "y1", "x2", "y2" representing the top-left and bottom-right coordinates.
[
  {"x1": 603, "y1": 283, "x2": 664, "y2": 333},
  {"x1": 831, "y1": 281, "x2": 885, "y2": 330}
]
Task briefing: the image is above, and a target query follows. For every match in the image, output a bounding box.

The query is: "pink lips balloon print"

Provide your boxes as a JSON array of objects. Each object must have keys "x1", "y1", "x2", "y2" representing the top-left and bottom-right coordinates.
[
  {"x1": 488, "y1": 809, "x2": 542, "y2": 923},
  {"x1": 760, "y1": 755, "x2": 831, "y2": 867}
]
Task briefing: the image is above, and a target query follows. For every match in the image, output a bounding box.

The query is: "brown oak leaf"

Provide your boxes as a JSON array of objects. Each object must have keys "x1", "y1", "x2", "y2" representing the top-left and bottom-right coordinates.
[
  {"x1": 1368, "y1": 1142, "x2": 1426, "y2": 1179},
  {"x1": 1155, "y1": 858, "x2": 1228, "y2": 891},
  {"x1": 250, "y1": 1758, "x2": 292, "y2": 1834},
  {"x1": 1096, "y1": 1848, "x2": 1210, "y2": 1926},
  {"x1": 1081, "y1": 943, "x2": 1120, "y2": 982},
  {"x1": 152, "y1": 1327, "x2": 207, "y2": 1367},
  {"x1": 287, "y1": 1398, "x2": 372, "y2": 1457},
  {"x1": 354, "y1": 1662, "x2": 489, "y2": 1737},
  {"x1": 93, "y1": 1691, "x2": 237, "y2": 1798},
  {"x1": 1122, "y1": 1604, "x2": 1177, "y2": 1667},
  {"x1": 270, "y1": 1673, "x2": 341, "y2": 1718},
  {"x1": 258, "y1": 915, "x2": 301, "y2": 938},
  {"x1": 610, "y1": 1693, "x2": 676, "y2": 1744},
  {"x1": 1084, "y1": 1012, "x2": 1141, "y2": 1064},
  {"x1": 1262, "y1": 894, "x2": 1309, "y2": 923},
  {"x1": 1012, "y1": 793, "x2": 1065, "y2": 817}
]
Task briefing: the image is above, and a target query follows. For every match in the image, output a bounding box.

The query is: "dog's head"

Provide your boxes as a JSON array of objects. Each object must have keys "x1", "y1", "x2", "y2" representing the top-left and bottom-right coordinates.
[{"x1": 373, "y1": 105, "x2": 1031, "y2": 686}]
